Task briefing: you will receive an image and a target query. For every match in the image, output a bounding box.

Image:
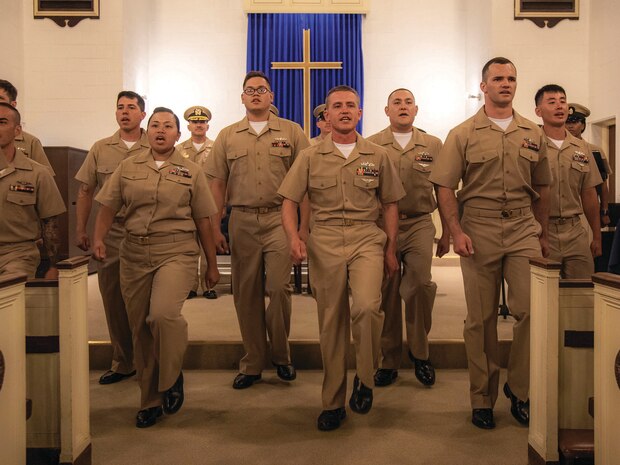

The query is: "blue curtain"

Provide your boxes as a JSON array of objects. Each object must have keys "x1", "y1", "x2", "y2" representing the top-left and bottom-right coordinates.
[{"x1": 247, "y1": 14, "x2": 364, "y2": 137}]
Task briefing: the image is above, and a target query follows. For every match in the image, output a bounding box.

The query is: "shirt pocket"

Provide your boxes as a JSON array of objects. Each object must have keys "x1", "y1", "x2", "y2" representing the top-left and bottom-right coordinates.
[
  {"x1": 569, "y1": 160, "x2": 590, "y2": 187},
  {"x1": 517, "y1": 148, "x2": 540, "y2": 180},
  {"x1": 309, "y1": 176, "x2": 338, "y2": 209},
  {"x1": 120, "y1": 171, "x2": 149, "y2": 205},
  {"x1": 269, "y1": 147, "x2": 292, "y2": 179},
  {"x1": 352, "y1": 176, "x2": 380, "y2": 209},
  {"x1": 6, "y1": 191, "x2": 37, "y2": 225},
  {"x1": 163, "y1": 173, "x2": 193, "y2": 208},
  {"x1": 226, "y1": 149, "x2": 249, "y2": 178},
  {"x1": 96, "y1": 165, "x2": 117, "y2": 187}
]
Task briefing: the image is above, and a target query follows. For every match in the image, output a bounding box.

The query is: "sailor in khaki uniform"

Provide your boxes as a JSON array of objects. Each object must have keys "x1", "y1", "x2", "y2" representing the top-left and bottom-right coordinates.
[
  {"x1": 206, "y1": 71, "x2": 310, "y2": 389},
  {"x1": 310, "y1": 104, "x2": 331, "y2": 146},
  {"x1": 280, "y1": 85, "x2": 405, "y2": 431},
  {"x1": 75, "y1": 91, "x2": 149, "y2": 386},
  {"x1": 93, "y1": 107, "x2": 219, "y2": 428},
  {"x1": 367, "y1": 88, "x2": 449, "y2": 388},
  {"x1": 0, "y1": 79, "x2": 54, "y2": 174},
  {"x1": 565, "y1": 103, "x2": 613, "y2": 227},
  {"x1": 535, "y1": 85, "x2": 602, "y2": 278},
  {"x1": 430, "y1": 57, "x2": 551, "y2": 430},
  {"x1": 176, "y1": 106, "x2": 216, "y2": 299},
  {"x1": 0, "y1": 103, "x2": 65, "y2": 278}
]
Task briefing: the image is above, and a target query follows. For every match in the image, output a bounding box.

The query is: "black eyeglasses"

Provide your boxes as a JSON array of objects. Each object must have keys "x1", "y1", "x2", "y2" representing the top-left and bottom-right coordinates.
[{"x1": 243, "y1": 86, "x2": 271, "y2": 96}]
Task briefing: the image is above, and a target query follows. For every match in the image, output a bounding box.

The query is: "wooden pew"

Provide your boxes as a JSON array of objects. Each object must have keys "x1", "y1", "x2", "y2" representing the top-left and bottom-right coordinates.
[
  {"x1": 529, "y1": 258, "x2": 595, "y2": 465},
  {"x1": 0, "y1": 273, "x2": 28, "y2": 465},
  {"x1": 592, "y1": 273, "x2": 620, "y2": 465},
  {"x1": 26, "y1": 256, "x2": 91, "y2": 465}
]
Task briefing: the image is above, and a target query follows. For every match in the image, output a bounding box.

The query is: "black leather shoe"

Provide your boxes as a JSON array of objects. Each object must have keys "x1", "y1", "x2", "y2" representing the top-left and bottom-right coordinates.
[
  {"x1": 187, "y1": 290, "x2": 198, "y2": 299},
  {"x1": 203, "y1": 290, "x2": 217, "y2": 299},
  {"x1": 503, "y1": 382, "x2": 529, "y2": 425},
  {"x1": 136, "y1": 406, "x2": 163, "y2": 428},
  {"x1": 275, "y1": 364, "x2": 297, "y2": 381},
  {"x1": 163, "y1": 372, "x2": 184, "y2": 415},
  {"x1": 232, "y1": 373, "x2": 261, "y2": 389},
  {"x1": 317, "y1": 407, "x2": 346, "y2": 431},
  {"x1": 349, "y1": 375, "x2": 373, "y2": 414},
  {"x1": 374, "y1": 368, "x2": 398, "y2": 387},
  {"x1": 472, "y1": 408, "x2": 495, "y2": 429},
  {"x1": 99, "y1": 369, "x2": 136, "y2": 385},
  {"x1": 408, "y1": 351, "x2": 435, "y2": 386}
]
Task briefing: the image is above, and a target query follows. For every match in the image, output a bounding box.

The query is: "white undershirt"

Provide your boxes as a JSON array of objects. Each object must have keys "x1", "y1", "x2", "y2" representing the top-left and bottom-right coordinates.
[
  {"x1": 488, "y1": 116, "x2": 513, "y2": 131},
  {"x1": 193, "y1": 141, "x2": 205, "y2": 152},
  {"x1": 249, "y1": 121, "x2": 268, "y2": 134},
  {"x1": 393, "y1": 131, "x2": 413, "y2": 150},
  {"x1": 548, "y1": 137, "x2": 564, "y2": 149},
  {"x1": 334, "y1": 142, "x2": 356, "y2": 159},
  {"x1": 122, "y1": 139, "x2": 136, "y2": 149},
  {"x1": 155, "y1": 160, "x2": 165, "y2": 168}
]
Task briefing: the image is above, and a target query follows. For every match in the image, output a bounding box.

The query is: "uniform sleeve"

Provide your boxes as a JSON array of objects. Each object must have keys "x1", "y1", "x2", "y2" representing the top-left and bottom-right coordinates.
[
  {"x1": 277, "y1": 149, "x2": 310, "y2": 203},
  {"x1": 428, "y1": 128, "x2": 465, "y2": 189},
  {"x1": 531, "y1": 135, "x2": 552, "y2": 186},
  {"x1": 190, "y1": 169, "x2": 218, "y2": 219},
  {"x1": 29, "y1": 137, "x2": 55, "y2": 176},
  {"x1": 378, "y1": 152, "x2": 406, "y2": 203},
  {"x1": 95, "y1": 163, "x2": 124, "y2": 213},
  {"x1": 75, "y1": 143, "x2": 99, "y2": 187},
  {"x1": 36, "y1": 169, "x2": 66, "y2": 219},
  {"x1": 205, "y1": 129, "x2": 230, "y2": 181}
]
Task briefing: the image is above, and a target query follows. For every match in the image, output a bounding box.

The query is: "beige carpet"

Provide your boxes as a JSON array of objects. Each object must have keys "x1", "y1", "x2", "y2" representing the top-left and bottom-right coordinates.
[{"x1": 90, "y1": 369, "x2": 527, "y2": 465}]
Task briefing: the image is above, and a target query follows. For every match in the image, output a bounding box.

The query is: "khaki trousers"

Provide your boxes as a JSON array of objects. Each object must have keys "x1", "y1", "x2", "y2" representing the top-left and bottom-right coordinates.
[
  {"x1": 380, "y1": 215, "x2": 437, "y2": 368},
  {"x1": 0, "y1": 241, "x2": 39, "y2": 278},
  {"x1": 98, "y1": 223, "x2": 134, "y2": 374},
  {"x1": 120, "y1": 237, "x2": 197, "y2": 409},
  {"x1": 548, "y1": 218, "x2": 594, "y2": 279},
  {"x1": 308, "y1": 223, "x2": 386, "y2": 410},
  {"x1": 460, "y1": 207, "x2": 541, "y2": 409},
  {"x1": 229, "y1": 209, "x2": 292, "y2": 375}
]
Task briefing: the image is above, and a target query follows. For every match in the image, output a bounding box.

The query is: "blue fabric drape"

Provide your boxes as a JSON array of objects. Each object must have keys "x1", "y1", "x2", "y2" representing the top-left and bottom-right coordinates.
[{"x1": 247, "y1": 14, "x2": 364, "y2": 137}]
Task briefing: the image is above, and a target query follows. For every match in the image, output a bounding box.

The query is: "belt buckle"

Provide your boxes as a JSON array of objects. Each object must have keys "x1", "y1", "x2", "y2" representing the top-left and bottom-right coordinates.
[
  {"x1": 399, "y1": 213, "x2": 407, "y2": 220},
  {"x1": 343, "y1": 219, "x2": 354, "y2": 226},
  {"x1": 501, "y1": 210, "x2": 510, "y2": 218},
  {"x1": 137, "y1": 235, "x2": 149, "y2": 244},
  {"x1": 558, "y1": 218, "x2": 566, "y2": 225},
  {"x1": 258, "y1": 207, "x2": 268, "y2": 214}
]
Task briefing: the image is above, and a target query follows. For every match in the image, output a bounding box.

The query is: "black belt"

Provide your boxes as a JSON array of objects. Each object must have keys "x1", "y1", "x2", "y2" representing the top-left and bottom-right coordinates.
[
  {"x1": 550, "y1": 216, "x2": 580, "y2": 225},
  {"x1": 464, "y1": 206, "x2": 530, "y2": 219},
  {"x1": 314, "y1": 219, "x2": 375, "y2": 226},
  {"x1": 398, "y1": 212, "x2": 427, "y2": 220}
]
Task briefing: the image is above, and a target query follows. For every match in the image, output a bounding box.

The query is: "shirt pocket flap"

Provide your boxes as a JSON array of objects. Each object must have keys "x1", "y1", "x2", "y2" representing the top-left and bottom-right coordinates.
[
  {"x1": 353, "y1": 177, "x2": 379, "y2": 189},
  {"x1": 226, "y1": 149, "x2": 248, "y2": 160},
  {"x1": 411, "y1": 162, "x2": 432, "y2": 173},
  {"x1": 165, "y1": 173, "x2": 193, "y2": 185},
  {"x1": 468, "y1": 150, "x2": 499, "y2": 163},
  {"x1": 519, "y1": 148, "x2": 539, "y2": 162},
  {"x1": 121, "y1": 172, "x2": 149, "y2": 181},
  {"x1": 269, "y1": 147, "x2": 291, "y2": 157},
  {"x1": 96, "y1": 165, "x2": 117, "y2": 174},
  {"x1": 571, "y1": 161, "x2": 590, "y2": 172},
  {"x1": 309, "y1": 176, "x2": 338, "y2": 190},
  {"x1": 7, "y1": 191, "x2": 36, "y2": 206}
]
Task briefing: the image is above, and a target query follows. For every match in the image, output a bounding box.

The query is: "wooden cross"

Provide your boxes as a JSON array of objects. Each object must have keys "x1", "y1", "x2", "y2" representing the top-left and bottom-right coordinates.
[{"x1": 271, "y1": 29, "x2": 342, "y2": 138}]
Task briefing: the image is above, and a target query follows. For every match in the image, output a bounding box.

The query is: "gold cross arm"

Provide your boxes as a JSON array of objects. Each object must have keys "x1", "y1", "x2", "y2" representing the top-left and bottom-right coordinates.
[{"x1": 271, "y1": 29, "x2": 342, "y2": 138}]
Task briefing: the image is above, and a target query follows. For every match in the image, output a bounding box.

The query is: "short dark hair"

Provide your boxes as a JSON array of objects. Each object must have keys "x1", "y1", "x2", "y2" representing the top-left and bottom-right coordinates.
[
  {"x1": 325, "y1": 85, "x2": 361, "y2": 107},
  {"x1": 0, "y1": 101, "x2": 21, "y2": 125},
  {"x1": 117, "y1": 91, "x2": 145, "y2": 112},
  {"x1": 482, "y1": 57, "x2": 515, "y2": 81},
  {"x1": 387, "y1": 88, "x2": 414, "y2": 104},
  {"x1": 534, "y1": 84, "x2": 566, "y2": 106},
  {"x1": 243, "y1": 71, "x2": 271, "y2": 89},
  {"x1": 0, "y1": 80, "x2": 18, "y2": 102},
  {"x1": 147, "y1": 107, "x2": 180, "y2": 130}
]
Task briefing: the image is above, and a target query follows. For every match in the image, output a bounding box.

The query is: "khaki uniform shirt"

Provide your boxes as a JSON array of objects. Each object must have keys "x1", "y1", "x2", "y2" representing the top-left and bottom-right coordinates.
[
  {"x1": 278, "y1": 133, "x2": 405, "y2": 221},
  {"x1": 75, "y1": 129, "x2": 150, "y2": 218},
  {"x1": 96, "y1": 149, "x2": 217, "y2": 236},
  {"x1": 206, "y1": 113, "x2": 309, "y2": 208},
  {"x1": 175, "y1": 137, "x2": 214, "y2": 170},
  {"x1": 310, "y1": 135, "x2": 325, "y2": 146},
  {"x1": 15, "y1": 131, "x2": 55, "y2": 175},
  {"x1": 429, "y1": 107, "x2": 552, "y2": 209},
  {"x1": 547, "y1": 131, "x2": 602, "y2": 218},
  {"x1": 0, "y1": 151, "x2": 66, "y2": 243},
  {"x1": 367, "y1": 126, "x2": 442, "y2": 215}
]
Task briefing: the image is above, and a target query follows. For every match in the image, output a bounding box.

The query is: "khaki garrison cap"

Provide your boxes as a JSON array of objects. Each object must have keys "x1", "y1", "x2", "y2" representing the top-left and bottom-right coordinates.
[
  {"x1": 566, "y1": 103, "x2": 590, "y2": 123},
  {"x1": 313, "y1": 104, "x2": 326, "y2": 120},
  {"x1": 184, "y1": 106, "x2": 212, "y2": 122}
]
